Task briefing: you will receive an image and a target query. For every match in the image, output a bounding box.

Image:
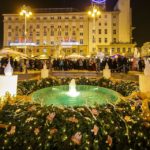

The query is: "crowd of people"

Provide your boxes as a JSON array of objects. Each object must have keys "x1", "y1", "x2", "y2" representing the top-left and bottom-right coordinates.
[{"x1": 0, "y1": 56, "x2": 146, "y2": 74}]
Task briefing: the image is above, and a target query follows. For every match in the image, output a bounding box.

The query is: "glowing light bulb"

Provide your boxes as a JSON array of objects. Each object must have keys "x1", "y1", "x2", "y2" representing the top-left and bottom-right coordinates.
[{"x1": 88, "y1": 11, "x2": 92, "y2": 15}]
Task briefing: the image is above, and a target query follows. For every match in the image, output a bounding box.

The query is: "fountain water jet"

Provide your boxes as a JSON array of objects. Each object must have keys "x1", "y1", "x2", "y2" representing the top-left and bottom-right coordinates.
[{"x1": 67, "y1": 79, "x2": 80, "y2": 97}]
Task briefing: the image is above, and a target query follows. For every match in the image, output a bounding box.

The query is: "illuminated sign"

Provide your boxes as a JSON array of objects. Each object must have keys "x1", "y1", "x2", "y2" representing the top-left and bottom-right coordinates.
[
  {"x1": 91, "y1": 0, "x2": 106, "y2": 4},
  {"x1": 10, "y1": 42, "x2": 37, "y2": 46},
  {"x1": 61, "y1": 42, "x2": 80, "y2": 46}
]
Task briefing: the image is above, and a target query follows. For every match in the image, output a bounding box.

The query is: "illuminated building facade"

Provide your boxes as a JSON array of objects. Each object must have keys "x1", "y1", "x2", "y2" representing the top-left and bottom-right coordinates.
[{"x1": 3, "y1": 0, "x2": 135, "y2": 57}]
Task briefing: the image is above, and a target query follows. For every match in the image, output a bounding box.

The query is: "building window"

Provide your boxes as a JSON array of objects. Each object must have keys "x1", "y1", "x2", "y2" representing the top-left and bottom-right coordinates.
[
  {"x1": 113, "y1": 38, "x2": 116, "y2": 43},
  {"x1": 99, "y1": 29, "x2": 101, "y2": 34},
  {"x1": 72, "y1": 16, "x2": 76, "y2": 19},
  {"x1": 80, "y1": 32, "x2": 83, "y2": 36},
  {"x1": 80, "y1": 16, "x2": 83, "y2": 19},
  {"x1": 99, "y1": 23, "x2": 101, "y2": 26},
  {"x1": 51, "y1": 41, "x2": 54, "y2": 45},
  {"x1": 99, "y1": 38, "x2": 101, "y2": 43},
  {"x1": 36, "y1": 17, "x2": 40, "y2": 20},
  {"x1": 8, "y1": 32, "x2": 11, "y2": 36},
  {"x1": 37, "y1": 24, "x2": 40, "y2": 29},
  {"x1": 58, "y1": 16, "x2": 61, "y2": 19},
  {"x1": 37, "y1": 49, "x2": 39, "y2": 53},
  {"x1": 43, "y1": 49, "x2": 47, "y2": 53},
  {"x1": 105, "y1": 22, "x2": 107, "y2": 26},
  {"x1": 44, "y1": 32, "x2": 47, "y2": 36},
  {"x1": 58, "y1": 31, "x2": 61, "y2": 36},
  {"x1": 51, "y1": 31, "x2": 54, "y2": 36},
  {"x1": 36, "y1": 32, "x2": 40, "y2": 36},
  {"x1": 92, "y1": 36, "x2": 96, "y2": 43},
  {"x1": 128, "y1": 48, "x2": 131, "y2": 53},
  {"x1": 36, "y1": 40, "x2": 40, "y2": 45},
  {"x1": 117, "y1": 48, "x2": 120, "y2": 53},
  {"x1": 65, "y1": 16, "x2": 69, "y2": 19},
  {"x1": 8, "y1": 17, "x2": 12, "y2": 21},
  {"x1": 30, "y1": 32, "x2": 33, "y2": 36},
  {"x1": 92, "y1": 29, "x2": 96, "y2": 34},
  {"x1": 113, "y1": 30, "x2": 116, "y2": 34},
  {"x1": 113, "y1": 23, "x2": 116, "y2": 26},
  {"x1": 112, "y1": 48, "x2": 115, "y2": 52},
  {"x1": 104, "y1": 48, "x2": 108, "y2": 53},
  {"x1": 123, "y1": 48, "x2": 126, "y2": 53},
  {"x1": 72, "y1": 49, "x2": 76, "y2": 53},
  {"x1": 104, "y1": 38, "x2": 107, "y2": 43},
  {"x1": 65, "y1": 32, "x2": 68, "y2": 36},
  {"x1": 113, "y1": 15, "x2": 116, "y2": 18},
  {"x1": 104, "y1": 29, "x2": 107, "y2": 34},
  {"x1": 80, "y1": 39, "x2": 83, "y2": 44},
  {"x1": 8, "y1": 25, "x2": 11, "y2": 29},
  {"x1": 43, "y1": 17, "x2": 47, "y2": 20},
  {"x1": 51, "y1": 17, "x2": 54, "y2": 20},
  {"x1": 72, "y1": 31, "x2": 76, "y2": 36},
  {"x1": 65, "y1": 25, "x2": 68, "y2": 28},
  {"x1": 80, "y1": 25, "x2": 83, "y2": 28}
]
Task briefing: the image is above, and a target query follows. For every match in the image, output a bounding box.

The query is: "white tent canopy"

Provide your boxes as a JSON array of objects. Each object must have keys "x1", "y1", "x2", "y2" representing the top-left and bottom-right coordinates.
[
  {"x1": 66, "y1": 53, "x2": 85, "y2": 59},
  {"x1": 0, "y1": 48, "x2": 28, "y2": 59}
]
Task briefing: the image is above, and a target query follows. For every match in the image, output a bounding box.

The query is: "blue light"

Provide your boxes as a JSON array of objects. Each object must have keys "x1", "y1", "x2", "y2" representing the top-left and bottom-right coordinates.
[{"x1": 91, "y1": 0, "x2": 106, "y2": 4}]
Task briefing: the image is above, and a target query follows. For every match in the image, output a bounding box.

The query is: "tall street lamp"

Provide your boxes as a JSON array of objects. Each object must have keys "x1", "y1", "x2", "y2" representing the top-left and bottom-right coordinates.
[
  {"x1": 20, "y1": 5, "x2": 32, "y2": 73},
  {"x1": 88, "y1": 4, "x2": 101, "y2": 56}
]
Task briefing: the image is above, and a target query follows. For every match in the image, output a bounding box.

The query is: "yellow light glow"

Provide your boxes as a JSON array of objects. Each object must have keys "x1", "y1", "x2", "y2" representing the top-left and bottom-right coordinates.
[
  {"x1": 92, "y1": 13, "x2": 95, "y2": 17},
  {"x1": 94, "y1": 9, "x2": 97, "y2": 13},
  {"x1": 29, "y1": 12, "x2": 32, "y2": 16},
  {"x1": 0, "y1": 76, "x2": 18, "y2": 97},
  {"x1": 97, "y1": 11, "x2": 101, "y2": 15},
  {"x1": 88, "y1": 11, "x2": 91, "y2": 15}
]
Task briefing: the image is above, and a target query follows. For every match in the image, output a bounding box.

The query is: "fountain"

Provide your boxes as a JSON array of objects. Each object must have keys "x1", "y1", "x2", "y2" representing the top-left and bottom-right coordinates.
[
  {"x1": 67, "y1": 79, "x2": 80, "y2": 97},
  {"x1": 32, "y1": 80, "x2": 120, "y2": 106}
]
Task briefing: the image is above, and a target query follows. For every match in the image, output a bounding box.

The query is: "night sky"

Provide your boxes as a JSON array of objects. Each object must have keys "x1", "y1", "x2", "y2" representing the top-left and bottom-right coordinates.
[{"x1": 0, "y1": 0, "x2": 150, "y2": 47}]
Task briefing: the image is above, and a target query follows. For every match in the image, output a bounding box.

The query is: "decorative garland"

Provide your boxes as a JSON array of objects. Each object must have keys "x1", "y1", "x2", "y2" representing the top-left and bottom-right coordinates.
[
  {"x1": 0, "y1": 98, "x2": 149, "y2": 149},
  {"x1": 0, "y1": 77, "x2": 149, "y2": 149}
]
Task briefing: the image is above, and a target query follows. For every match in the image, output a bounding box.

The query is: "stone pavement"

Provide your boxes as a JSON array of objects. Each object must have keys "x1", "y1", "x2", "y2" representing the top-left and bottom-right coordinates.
[{"x1": 13, "y1": 70, "x2": 143, "y2": 81}]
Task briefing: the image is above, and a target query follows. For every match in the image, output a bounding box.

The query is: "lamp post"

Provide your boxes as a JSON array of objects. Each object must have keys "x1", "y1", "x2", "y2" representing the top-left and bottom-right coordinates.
[
  {"x1": 20, "y1": 5, "x2": 32, "y2": 74},
  {"x1": 88, "y1": 4, "x2": 101, "y2": 56}
]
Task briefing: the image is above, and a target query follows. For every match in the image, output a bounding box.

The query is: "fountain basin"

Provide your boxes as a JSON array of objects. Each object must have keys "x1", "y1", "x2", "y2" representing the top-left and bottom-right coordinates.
[{"x1": 32, "y1": 85, "x2": 120, "y2": 107}]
